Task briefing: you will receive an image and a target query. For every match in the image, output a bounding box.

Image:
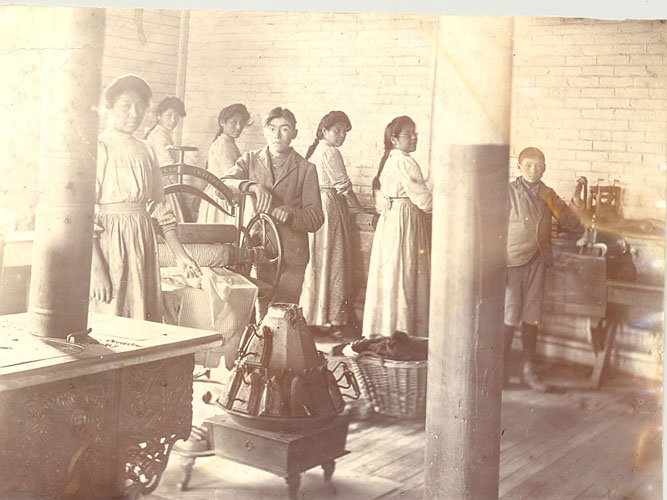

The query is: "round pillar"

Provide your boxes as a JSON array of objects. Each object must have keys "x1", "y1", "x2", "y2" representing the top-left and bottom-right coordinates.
[
  {"x1": 424, "y1": 16, "x2": 514, "y2": 500},
  {"x1": 29, "y1": 7, "x2": 105, "y2": 337}
]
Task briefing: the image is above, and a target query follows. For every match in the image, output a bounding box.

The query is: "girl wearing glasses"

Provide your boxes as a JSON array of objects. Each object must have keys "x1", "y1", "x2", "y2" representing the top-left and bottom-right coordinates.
[{"x1": 363, "y1": 116, "x2": 432, "y2": 338}]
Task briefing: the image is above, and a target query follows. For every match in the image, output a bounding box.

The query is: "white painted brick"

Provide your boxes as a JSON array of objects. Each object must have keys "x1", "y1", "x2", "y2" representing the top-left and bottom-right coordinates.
[
  {"x1": 609, "y1": 152, "x2": 643, "y2": 163},
  {"x1": 631, "y1": 99, "x2": 667, "y2": 110},
  {"x1": 599, "y1": 120, "x2": 629, "y2": 131},
  {"x1": 615, "y1": 109, "x2": 663, "y2": 121},
  {"x1": 549, "y1": 149, "x2": 578, "y2": 160},
  {"x1": 581, "y1": 109, "x2": 615, "y2": 120},
  {"x1": 630, "y1": 54, "x2": 665, "y2": 66},
  {"x1": 558, "y1": 160, "x2": 592, "y2": 172},
  {"x1": 597, "y1": 98, "x2": 632, "y2": 109},
  {"x1": 519, "y1": 66, "x2": 553, "y2": 77},
  {"x1": 591, "y1": 162, "x2": 623, "y2": 173},
  {"x1": 614, "y1": 44, "x2": 650, "y2": 55},
  {"x1": 592, "y1": 140, "x2": 626, "y2": 152},
  {"x1": 566, "y1": 76, "x2": 600, "y2": 87},
  {"x1": 560, "y1": 140, "x2": 592, "y2": 150},
  {"x1": 535, "y1": 76, "x2": 569, "y2": 87},
  {"x1": 581, "y1": 44, "x2": 618, "y2": 56},
  {"x1": 562, "y1": 118, "x2": 597, "y2": 130},
  {"x1": 615, "y1": 66, "x2": 654, "y2": 77},
  {"x1": 645, "y1": 43, "x2": 667, "y2": 54},
  {"x1": 598, "y1": 32, "x2": 663, "y2": 45},
  {"x1": 649, "y1": 88, "x2": 667, "y2": 99},
  {"x1": 565, "y1": 55, "x2": 596, "y2": 66},
  {"x1": 576, "y1": 150, "x2": 610, "y2": 161},
  {"x1": 514, "y1": 76, "x2": 537, "y2": 87},
  {"x1": 614, "y1": 87, "x2": 651, "y2": 98},
  {"x1": 550, "y1": 66, "x2": 584, "y2": 76},
  {"x1": 596, "y1": 55, "x2": 631, "y2": 65},
  {"x1": 529, "y1": 34, "x2": 564, "y2": 46},
  {"x1": 627, "y1": 142, "x2": 664, "y2": 154},
  {"x1": 580, "y1": 88, "x2": 615, "y2": 98},
  {"x1": 641, "y1": 153, "x2": 667, "y2": 166},
  {"x1": 611, "y1": 130, "x2": 646, "y2": 143},
  {"x1": 581, "y1": 66, "x2": 615, "y2": 77},
  {"x1": 580, "y1": 130, "x2": 612, "y2": 141},
  {"x1": 633, "y1": 76, "x2": 667, "y2": 88},
  {"x1": 548, "y1": 87, "x2": 582, "y2": 98},
  {"x1": 599, "y1": 76, "x2": 635, "y2": 87},
  {"x1": 564, "y1": 97, "x2": 597, "y2": 108}
]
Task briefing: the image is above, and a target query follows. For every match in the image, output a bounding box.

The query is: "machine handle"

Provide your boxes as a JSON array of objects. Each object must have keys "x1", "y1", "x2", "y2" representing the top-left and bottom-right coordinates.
[{"x1": 332, "y1": 361, "x2": 361, "y2": 400}]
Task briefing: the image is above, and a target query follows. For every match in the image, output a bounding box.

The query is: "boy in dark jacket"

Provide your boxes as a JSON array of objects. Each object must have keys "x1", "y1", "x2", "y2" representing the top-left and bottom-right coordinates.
[{"x1": 504, "y1": 147, "x2": 583, "y2": 390}]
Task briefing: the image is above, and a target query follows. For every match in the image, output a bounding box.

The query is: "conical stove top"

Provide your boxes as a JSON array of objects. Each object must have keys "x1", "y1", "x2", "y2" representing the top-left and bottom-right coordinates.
[{"x1": 218, "y1": 303, "x2": 359, "y2": 431}]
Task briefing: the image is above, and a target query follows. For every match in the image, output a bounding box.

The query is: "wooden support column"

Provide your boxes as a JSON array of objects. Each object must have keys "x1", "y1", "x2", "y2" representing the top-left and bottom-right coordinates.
[
  {"x1": 29, "y1": 7, "x2": 105, "y2": 337},
  {"x1": 424, "y1": 16, "x2": 514, "y2": 500},
  {"x1": 174, "y1": 9, "x2": 190, "y2": 145}
]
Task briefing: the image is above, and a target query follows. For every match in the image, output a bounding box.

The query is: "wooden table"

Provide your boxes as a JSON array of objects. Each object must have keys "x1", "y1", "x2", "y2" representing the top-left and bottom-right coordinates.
[
  {"x1": 588, "y1": 280, "x2": 664, "y2": 388},
  {"x1": 0, "y1": 312, "x2": 222, "y2": 500},
  {"x1": 544, "y1": 243, "x2": 664, "y2": 388}
]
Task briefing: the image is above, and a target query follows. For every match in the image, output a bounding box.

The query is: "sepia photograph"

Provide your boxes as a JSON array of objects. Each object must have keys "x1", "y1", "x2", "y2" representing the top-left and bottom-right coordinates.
[{"x1": 0, "y1": 2, "x2": 664, "y2": 499}]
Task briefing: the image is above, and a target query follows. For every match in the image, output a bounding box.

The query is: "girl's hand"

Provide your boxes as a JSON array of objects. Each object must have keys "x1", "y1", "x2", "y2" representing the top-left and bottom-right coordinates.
[
  {"x1": 177, "y1": 255, "x2": 202, "y2": 279},
  {"x1": 249, "y1": 184, "x2": 272, "y2": 213},
  {"x1": 91, "y1": 265, "x2": 113, "y2": 303},
  {"x1": 271, "y1": 206, "x2": 292, "y2": 224}
]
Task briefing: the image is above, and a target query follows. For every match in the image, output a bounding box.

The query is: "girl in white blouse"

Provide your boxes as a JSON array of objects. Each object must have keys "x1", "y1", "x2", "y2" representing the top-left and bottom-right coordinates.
[
  {"x1": 145, "y1": 96, "x2": 187, "y2": 221},
  {"x1": 197, "y1": 103, "x2": 251, "y2": 224},
  {"x1": 363, "y1": 116, "x2": 432, "y2": 337},
  {"x1": 91, "y1": 75, "x2": 200, "y2": 321}
]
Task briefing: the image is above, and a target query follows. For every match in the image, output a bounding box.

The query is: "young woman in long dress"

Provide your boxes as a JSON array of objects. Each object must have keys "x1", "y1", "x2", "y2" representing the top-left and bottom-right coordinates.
[
  {"x1": 145, "y1": 96, "x2": 187, "y2": 221},
  {"x1": 362, "y1": 116, "x2": 432, "y2": 337},
  {"x1": 299, "y1": 111, "x2": 364, "y2": 333},
  {"x1": 90, "y1": 74, "x2": 200, "y2": 321},
  {"x1": 197, "y1": 103, "x2": 251, "y2": 225}
]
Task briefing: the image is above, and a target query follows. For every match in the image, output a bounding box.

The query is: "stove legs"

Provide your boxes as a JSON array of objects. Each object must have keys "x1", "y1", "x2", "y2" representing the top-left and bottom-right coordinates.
[
  {"x1": 284, "y1": 460, "x2": 338, "y2": 499},
  {"x1": 285, "y1": 473, "x2": 301, "y2": 499},
  {"x1": 322, "y1": 460, "x2": 337, "y2": 495},
  {"x1": 177, "y1": 455, "x2": 196, "y2": 491}
]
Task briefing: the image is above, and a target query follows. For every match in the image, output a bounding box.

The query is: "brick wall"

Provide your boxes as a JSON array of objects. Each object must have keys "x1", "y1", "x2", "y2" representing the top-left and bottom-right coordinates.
[
  {"x1": 182, "y1": 11, "x2": 437, "y2": 200},
  {"x1": 101, "y1": 8, "x2": 182, "y2": 136},
  {"x1": 0, "y1": 7, "x2": 46, "y2": 231},
  {"x1": 511, "y1": 17, "x2": 667, "y2": 221},
  {"x1": 0, "y1": 7, "x2": 182, "y2": 232}
]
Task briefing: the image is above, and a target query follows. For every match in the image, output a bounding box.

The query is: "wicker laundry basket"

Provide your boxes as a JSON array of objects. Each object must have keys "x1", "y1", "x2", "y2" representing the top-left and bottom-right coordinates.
[{"x1": 351, "y1": 351, "x2": 428, "y2": 419}]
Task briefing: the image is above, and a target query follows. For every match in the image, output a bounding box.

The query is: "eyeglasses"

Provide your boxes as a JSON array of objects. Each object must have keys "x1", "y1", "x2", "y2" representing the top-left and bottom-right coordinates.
[{"x1": 397, "y1": 133, "x2": 418, "y2": 138}]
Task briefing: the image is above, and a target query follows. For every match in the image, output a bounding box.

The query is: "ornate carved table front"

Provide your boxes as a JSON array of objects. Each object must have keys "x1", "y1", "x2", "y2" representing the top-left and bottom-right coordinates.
[{"x1": 0, "y1": 313, "x2": 222, "y2": 500}]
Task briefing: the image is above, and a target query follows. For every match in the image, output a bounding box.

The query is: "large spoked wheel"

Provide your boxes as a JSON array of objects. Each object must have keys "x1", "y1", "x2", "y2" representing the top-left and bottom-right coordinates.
[{"x1": 239, "y1": 213, "x2": 283, "y2": 302}]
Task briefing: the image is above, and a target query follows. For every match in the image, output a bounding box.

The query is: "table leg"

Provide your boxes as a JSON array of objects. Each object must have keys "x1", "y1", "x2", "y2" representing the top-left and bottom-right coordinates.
[
  {"x1": 285, "y1": 473, "x2": 301, "y2": 500},
  {"x1": 322, "y1": 459, "x2": 337, "y2": 495},
  {"x1": 589, "y1": 318, "x2": 621, "y2": 389}
]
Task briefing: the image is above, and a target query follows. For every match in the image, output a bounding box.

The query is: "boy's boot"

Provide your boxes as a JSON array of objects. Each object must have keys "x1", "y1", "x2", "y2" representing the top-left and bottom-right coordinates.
[
  {"x1": 520, "y1": 323, "x2": 549, "y2": 392},
  {"x1": 503, "y1": 324, "x2": 515, "y2": 387}
]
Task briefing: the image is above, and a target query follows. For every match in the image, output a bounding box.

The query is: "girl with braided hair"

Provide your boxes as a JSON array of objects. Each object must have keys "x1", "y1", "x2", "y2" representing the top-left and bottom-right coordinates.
[
  {"x1": 299, "y1": 111, "x2": 365, "y2": 334},
  {"x1": 362, "y1": 116, "x2": 432, "y2": 338}
]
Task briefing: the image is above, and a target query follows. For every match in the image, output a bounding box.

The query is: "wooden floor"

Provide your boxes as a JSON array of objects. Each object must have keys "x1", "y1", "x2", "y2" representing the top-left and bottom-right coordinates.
[
  {"x1": 156, "y1": 362, "x2": 662, "y2": 500},
  {"x1": 343, "y1": 363, "x2": 663, "y2": 500}
]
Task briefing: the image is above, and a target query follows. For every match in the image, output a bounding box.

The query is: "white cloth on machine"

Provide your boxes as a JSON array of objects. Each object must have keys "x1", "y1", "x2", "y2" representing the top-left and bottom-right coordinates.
[{"x1": 161, "y1": 267, "x2": 258, "y2": 368}]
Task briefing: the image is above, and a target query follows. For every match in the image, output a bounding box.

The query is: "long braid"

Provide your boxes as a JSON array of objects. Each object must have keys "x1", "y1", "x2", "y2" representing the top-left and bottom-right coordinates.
[
  {"x1": 143, "y1": 123, "x2": 157, "y2": 140},
  {"x1": 305, "y1": 136, "x2": 321, "y2": 160},
  {"x1": 372, "y1": 148, "x2": 391, "y2": 191}
]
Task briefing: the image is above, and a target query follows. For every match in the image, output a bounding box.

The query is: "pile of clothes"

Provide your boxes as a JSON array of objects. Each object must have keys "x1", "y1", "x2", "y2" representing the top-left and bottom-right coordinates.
[{"x1": 343, "y1": 330, "x2": 428, "y2": 361}]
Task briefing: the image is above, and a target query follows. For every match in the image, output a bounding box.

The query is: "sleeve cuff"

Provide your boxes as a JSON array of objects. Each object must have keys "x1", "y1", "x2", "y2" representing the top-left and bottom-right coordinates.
[{"x1": 239, "y1": 180, "x2": 257, "y2": 193}]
